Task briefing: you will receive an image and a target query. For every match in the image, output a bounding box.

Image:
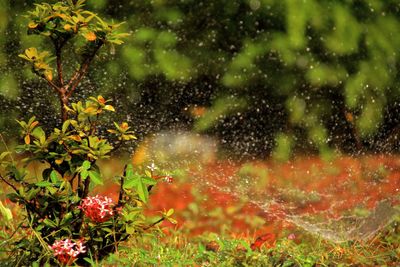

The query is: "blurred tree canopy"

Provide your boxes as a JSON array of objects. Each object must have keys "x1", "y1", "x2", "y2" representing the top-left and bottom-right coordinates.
[{"x1": 1, "y1": 0, "x2": 400, "y2": 159}]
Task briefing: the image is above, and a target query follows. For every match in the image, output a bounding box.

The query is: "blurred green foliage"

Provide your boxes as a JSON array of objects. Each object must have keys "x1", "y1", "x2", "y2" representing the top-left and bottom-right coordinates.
[{"x1": 2, "y1": 0, "x2": 400, "y2": 158}]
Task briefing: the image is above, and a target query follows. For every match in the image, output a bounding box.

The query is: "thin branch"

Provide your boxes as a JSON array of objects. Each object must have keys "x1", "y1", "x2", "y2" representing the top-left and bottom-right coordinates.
[
  {"x1": 0, "y1": 174, "x2": 18, "y2": 193},
  {"x1": 66, "y1": 58, "x2": 92, "y2": 97},
  {"x1": 82, "y1": 176, "x2": 91, "y2": 199},
  {"x1": 116, "y1": 167, "x2": 126, "y2": 208},
  {"x1": 56, "y1": 48, "x2": 64, "y2": 87},
  {"x1": 66, "y1": 44, "x2": 103, "y2": 98},
  {"x1": 44, "y1": 77, "x2": 61, "y2": 94},
  {"x1": 143, "y1": 217, "x2": 166, "y2": 231}
]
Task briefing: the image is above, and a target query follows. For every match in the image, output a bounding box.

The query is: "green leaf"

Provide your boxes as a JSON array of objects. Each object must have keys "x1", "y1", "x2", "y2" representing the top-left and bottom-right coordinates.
[
  {"x1": 35, "y1": 181, "x2": 53, "y2": 187},
  {"x1": 126, "y1": 225, "x2": 136, "y2": 235},
  {"x1": 60, "y1": 212, "x2": 73, "y2": 225},
  {"x1": 141, "y1": 176, "x2": 156, "y2": 185},
  {"x1": 123, "y1": 178, "x2": 138, "y2": 188},
  {"x1": 125, "y1": 163, "x2": 134, "y2": 179},
  {"x1": 81, "y1": 170, "x2": 88, "y2": 180},
  {"x1": 82, "y1": 160, "x2": 91, "y2": 170},
  {"x1": 28, "y1": 116, "x2": 36, "y2": 126},
  {"x1": 43, "y1": 218, "x2": 57, "y2": 227},
  {"x1": 137, "y1": 178, "x2": 148, "y2": 203},
  {"x1": 88, "y1": 170, "x2": 103, "y2": 185},
  {"x1": 50, "y1": 170, "x2": 59, "y2": 183},
  {"x1": 62, "y1": 120, "x2": 71, "y2": 132},
  {"x1": 166, "y1": 208, "x2": 174, "y2": 217},
  {"x1": 31, "y1": 127, "x2": 46, "y2": 144},
  {"x1": 25, "y1": 187, "x2": 39, "y2": 200},
  {"x1": 15, "y1": 119, "x2": 27, "y2": 128}
]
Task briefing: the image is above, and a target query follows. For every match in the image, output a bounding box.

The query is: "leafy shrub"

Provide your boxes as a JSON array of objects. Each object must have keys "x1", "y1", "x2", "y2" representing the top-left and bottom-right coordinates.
[{"x1": 0, "y1": 1, "x2": 174, "y2": 265}]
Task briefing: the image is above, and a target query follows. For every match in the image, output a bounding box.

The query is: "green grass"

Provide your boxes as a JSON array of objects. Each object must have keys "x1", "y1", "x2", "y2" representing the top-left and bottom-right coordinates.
[
  {"x1": 97, "y1": 216, "x2": 400, "y2": 267},
  {"x1": 1, "y1": 211, "x2": 399, "y2": 266}
]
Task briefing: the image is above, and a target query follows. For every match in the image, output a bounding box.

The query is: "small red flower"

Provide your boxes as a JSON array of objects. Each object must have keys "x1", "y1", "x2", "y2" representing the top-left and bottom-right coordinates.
[
  {"x1": 153, "y1": 175, "x2": 174, "y2": 183},
  {"x1": 48, "y1": 239, "x2": 86, "y2": 265},
  {"x1": 78, "y1": 195, "x2": 115, "y2": 223},
  {"x1": 250, "y1": 233, "x2": 276, "y2": 250},
  {"x1": 162, "y1": 175, "x2": 174, "y2": 183}
]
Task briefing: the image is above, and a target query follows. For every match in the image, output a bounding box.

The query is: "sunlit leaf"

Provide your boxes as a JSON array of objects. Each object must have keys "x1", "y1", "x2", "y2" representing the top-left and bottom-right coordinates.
[
  {"x1": 88, "y1": 170, "x2": 103, "y2": 185},
  {"x1": 82, "y1": 160, "x2": 91, "y2": 170},
  {"x1": 137, "y1": 178, "x2": 148, "y2": 203},
  {"x1": 81, "y1": 170, "x2": 88, "y2": 180},
  {"x1": 35, "y1": 181, "x2": 53, "y2": 187},
  {"x1": 50, "y1": 170, "x2": 59, "y2": 183},
  {"x1": 103, "y1": 105, "x2": 115, "y2": 112},
  {"x1": 25, "y1": 47, "x2": 38, "y2": 59},
  {"x1": 28, "y1": 22, "x2": 38, "y2": 29},
  {"x1": 0, "y1": 201, "x2": 13, "y2": 221},
  {"x1": 31, "y1": 127, "x2": 45, "y2": 140},
  {"x1": 141, "y1": 176, "x2": 156, "y2": 185},
  {"x1": 44, "y1": 69, "x2": 53, "y2": 81},
  {"x1": 166, "y1": 208, "x2": 174, "y2": 217},
  {"x1": 84, "y1": 106, "x2": 97, "y2": 114}
]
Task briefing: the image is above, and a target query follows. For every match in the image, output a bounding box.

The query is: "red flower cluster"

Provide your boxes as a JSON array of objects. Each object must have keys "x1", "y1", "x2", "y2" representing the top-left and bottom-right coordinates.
[
  {"x1": 48, "y1": 239, "x2": 86, "y2": 265},
  {"x1": 79, "y1": 195, "x2": 115, "y2": 223}
]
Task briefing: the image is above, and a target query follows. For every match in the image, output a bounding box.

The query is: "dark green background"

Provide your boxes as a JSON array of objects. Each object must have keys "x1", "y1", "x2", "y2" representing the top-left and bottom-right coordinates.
[{"x1": 1, "y1": 0, "x2": 400, "y2": 159}]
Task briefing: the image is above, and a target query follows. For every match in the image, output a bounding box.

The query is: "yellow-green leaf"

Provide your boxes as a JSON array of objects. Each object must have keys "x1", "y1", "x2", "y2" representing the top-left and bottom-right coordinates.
[
  {"x1": 166, "y1": 208, "x2": 174, "y2": 217},
  {"x1": 28, "y1": 21, "x2": 38, "y2": 29},
  {"x1": 44, "y1": 69, "x2": 53, "y2": 81},
  {"x1": 0, "y1": 201, "x2": 13, "y2": 222},
  {"x1": 103, "y1": 105, "x2": 115, "y2": 112},
  {"x1": 25, "y1": 47, "x2": 38, "y2": 59}
]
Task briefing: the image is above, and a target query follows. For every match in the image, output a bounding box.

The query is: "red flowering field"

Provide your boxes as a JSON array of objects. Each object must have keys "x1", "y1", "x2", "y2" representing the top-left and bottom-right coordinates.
[{"x1": 97, "y1": 154, "x2": 400, "y2": 242}]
